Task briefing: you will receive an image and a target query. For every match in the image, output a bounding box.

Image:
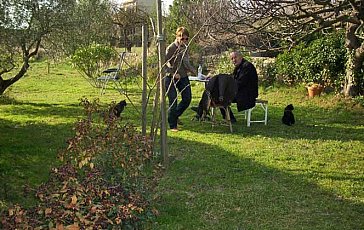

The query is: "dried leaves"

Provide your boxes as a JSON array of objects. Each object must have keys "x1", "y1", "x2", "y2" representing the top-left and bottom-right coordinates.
[{"x1": 1, "y1": 98, "x2": 161, "y2": 229}]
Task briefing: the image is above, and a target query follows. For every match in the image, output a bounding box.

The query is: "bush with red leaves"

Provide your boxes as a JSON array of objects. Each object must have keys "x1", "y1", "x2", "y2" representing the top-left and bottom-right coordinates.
[{"x1": 1, "y1": 98, "x2": 162, "y2": 229}]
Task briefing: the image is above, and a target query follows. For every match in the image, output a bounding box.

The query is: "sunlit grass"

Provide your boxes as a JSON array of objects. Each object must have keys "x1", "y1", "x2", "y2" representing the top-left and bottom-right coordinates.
[{"x1": 0, "y1": 60, "x2": 363, "y2": 229}]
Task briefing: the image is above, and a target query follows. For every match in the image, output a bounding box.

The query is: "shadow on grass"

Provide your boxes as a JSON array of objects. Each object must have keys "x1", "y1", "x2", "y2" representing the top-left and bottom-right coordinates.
[
  {"x1": 0, "y1": 119, "x2": 73, "y2": 207},
  {"x1": 154, "y1": 136, "x2": 364, "y2": 229},
  {"x1": 1, "y1": 97, "x2": 141, "y2": 121},
  {"x1": 1, "y1": 101, "x2": 83, "y2": 119},
  {"x1": 182, "y1": 104, "x2": 364, "y2": 142}
]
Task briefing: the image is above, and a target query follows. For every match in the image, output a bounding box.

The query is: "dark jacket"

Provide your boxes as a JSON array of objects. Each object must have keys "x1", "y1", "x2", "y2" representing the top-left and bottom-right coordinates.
[
  {"x1": 234, "y1": 59, "x2": 258, "y2": 111},
  {"x1": 206, "y1": 74, "x2": 237, "y2": 107},
  {"x1": 195, "y1": 74, "x2": 237, "y2": 118}
]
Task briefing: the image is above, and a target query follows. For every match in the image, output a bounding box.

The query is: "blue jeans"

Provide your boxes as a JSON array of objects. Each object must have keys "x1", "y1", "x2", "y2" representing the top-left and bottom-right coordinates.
[{"x1": 165, "y1": 76, "x2": 192, "y2": 129}]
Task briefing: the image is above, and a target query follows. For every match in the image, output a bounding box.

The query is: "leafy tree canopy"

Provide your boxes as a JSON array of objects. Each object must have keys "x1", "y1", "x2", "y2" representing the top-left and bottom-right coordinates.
[{"x1": 0, "y1": 0, "x2": 113, "y2": 94}]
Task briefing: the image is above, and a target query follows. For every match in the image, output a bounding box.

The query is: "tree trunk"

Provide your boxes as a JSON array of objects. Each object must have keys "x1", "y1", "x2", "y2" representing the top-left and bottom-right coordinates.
[
  {"x1": 343, "y1": 49, "x2": 363, "y2": 97},
  {"x1": 0, "y1": 40, "x2": 40, "y2": 95},
  {"x1": 0, "y1": 78, "x2": 13, "y2": 95},
  {"x1": 343, "y1": 22, "x2": 364, "y2": 97},
  {"x1": 0, "y1": 60, "x2": 30, "y2": 95}
]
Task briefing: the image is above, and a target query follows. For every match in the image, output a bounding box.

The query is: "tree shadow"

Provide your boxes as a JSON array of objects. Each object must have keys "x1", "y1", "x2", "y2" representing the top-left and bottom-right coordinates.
[
  {"x1": 1, "y1": 101, "x2": 83, "y2": 119},
  {"x1": 0, "y1": 119, "x2": 73, "y2": 207},
  {"x1": 155, "y1": 136, "x2": 364, "y2": 229},
  {"x1": 183, "y1": 104, "x2": 364, "y2": 142}
]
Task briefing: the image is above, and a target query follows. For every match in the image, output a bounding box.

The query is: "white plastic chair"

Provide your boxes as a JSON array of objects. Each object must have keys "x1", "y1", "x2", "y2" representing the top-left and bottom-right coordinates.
[{"x1": 244, "y1": 99, "x2": 268, "y2": 127}]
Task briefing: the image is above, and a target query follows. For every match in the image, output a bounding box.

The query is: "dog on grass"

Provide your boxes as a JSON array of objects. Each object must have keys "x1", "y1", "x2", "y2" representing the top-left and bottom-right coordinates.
[
  {"x1": 282, "y1": 104, "x2": 295, "y2": 126},
  {"x1": 191, "y1": 74, "x2": 237, "y2": 121},
  {"x1": 191, "y1": 90, "x2": 211, "y2": 121}
]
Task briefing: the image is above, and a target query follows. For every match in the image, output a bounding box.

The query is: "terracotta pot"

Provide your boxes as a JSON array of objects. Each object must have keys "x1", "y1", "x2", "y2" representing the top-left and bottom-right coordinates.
[{"x1": 307, "y1": 85, "x2": 323, "y2": 98}]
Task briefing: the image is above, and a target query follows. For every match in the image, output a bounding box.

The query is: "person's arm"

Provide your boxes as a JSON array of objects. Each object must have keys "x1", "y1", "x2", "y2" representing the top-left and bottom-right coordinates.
[
  {"x1": 165, "y1": 43, "x2": 176, "y2": 75},
  {"x1": 182, "y1": 50, "x2": 197, "y2": 76}
]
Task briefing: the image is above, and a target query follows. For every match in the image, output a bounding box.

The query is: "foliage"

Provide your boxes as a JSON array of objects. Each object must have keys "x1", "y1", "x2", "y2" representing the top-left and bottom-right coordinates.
[
  {"x1": 353, "y1": 95, "x2": 364, "y2": 107},
  {"x1": 146, "y1": 52, "x2": 160, "y2": 81},
  {"x1": 0, "y1": 98, "x2": 161, "y2": 229},
  {"x1": 111, "y1": 4, "x2": 151, "y2": 49},
  {"x1": 164, "y1": 0, "x2": 190, "y2": 44},
  {"x1": 275, "y1": 32, "x2": 347, "y2": 90},
  {"x1": 252, "y1": 57, "x2": 277, "y2": 87},
  {"x1": 59, "y1": 97, "x2": 156, "y2": 187},
  {"x1": 58, "y1": 0, "x2": 113, "y2": 55},
  {"x1": 0, "y1": 45, "x2": 17, "y2": 73},
  {"x1": 71, "y1": 44, "x2": 118, "y2": 87},
  {"x1": 274, "y1": 43, "x2": 308, "y2": 85},
  {"x1": 214, "y1": 52, "x2": 234, "y2": 74},
  {"x1": 164, "y1": 0, "x2": 202, "y2": 55},
  {"x1": 0, "y1": 0, "x2": 113, "y2": 95}
]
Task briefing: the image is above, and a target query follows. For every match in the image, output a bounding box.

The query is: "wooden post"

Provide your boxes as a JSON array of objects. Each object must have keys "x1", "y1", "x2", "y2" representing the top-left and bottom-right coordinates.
[
  {"x1": 141, "y1": 24, "x2": 148, "y2": 136},
  {"x1": 156, "y1": 0, "x2": 168, "y2": 165}
]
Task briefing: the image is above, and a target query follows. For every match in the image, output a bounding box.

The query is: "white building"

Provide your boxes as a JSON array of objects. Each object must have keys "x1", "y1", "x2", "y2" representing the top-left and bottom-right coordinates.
[{"x1": 122, "y1": 0, "x2": 156, "y2": 13}]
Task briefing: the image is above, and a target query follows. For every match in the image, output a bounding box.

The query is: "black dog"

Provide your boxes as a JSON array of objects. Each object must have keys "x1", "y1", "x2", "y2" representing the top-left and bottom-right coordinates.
[
  {"x1": 191, "y1": 74, "x2": 237, "y2": 121},
  {"x1": 191, "y1": 90, "x2": 211, "y2": 121},
  {"x1": 282, "y1": 104, "x2": 295, "y2": 126},
  {"x1": 112, "y1": 100, "x2": 127, "y2": 117}
]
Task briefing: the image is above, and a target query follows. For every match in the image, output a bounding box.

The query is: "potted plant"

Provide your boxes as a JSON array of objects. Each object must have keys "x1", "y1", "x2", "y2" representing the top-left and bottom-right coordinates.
[
  {"x1": 306, "y1": 82, "x2": 324, "y2": 97},
  {"x1": 305, "y1": 67, "x2": 330, "y2": 97}
]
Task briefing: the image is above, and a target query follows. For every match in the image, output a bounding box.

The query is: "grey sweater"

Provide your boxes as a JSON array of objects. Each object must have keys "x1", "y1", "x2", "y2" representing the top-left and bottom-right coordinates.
[{"x1": 165, "y1": 41, "x2": 195, "y2": 78}]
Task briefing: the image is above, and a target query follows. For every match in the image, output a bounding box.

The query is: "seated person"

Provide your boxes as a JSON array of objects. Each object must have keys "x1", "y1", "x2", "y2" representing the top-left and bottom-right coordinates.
[{"x1": 221, "y1": 51, "x2": 259, "y2": 122}]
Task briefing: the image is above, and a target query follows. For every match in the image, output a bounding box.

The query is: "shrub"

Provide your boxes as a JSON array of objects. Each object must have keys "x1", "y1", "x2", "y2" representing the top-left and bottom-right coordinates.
[
  {"x1": 71, "y1": 44, "x2": 118, "y2": 87},
  {"x1": 252, "y1": 58, "x2": 277, "y2": 87},
  {"x1": 275, "y1": 43, "x2": 305, "y2": 85},
  {"x1": 275, "y1": 31, "x2": 347, "y2": 90},
  {"x1": 215, "y1": 52, "x2": 234, "y2": 74},
  {"x1": 0, "y1": 98, "x2": 161, "y2": 229}
]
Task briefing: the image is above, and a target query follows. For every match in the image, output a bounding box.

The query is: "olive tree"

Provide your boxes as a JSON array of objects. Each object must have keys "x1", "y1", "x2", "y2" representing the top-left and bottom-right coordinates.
[{"x1": 0, "y1": 0, "x2": 113, "y2": 95}]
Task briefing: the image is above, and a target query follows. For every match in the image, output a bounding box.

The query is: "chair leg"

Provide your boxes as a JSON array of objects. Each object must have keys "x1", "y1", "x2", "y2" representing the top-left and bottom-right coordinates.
[
  {"x1": 264, "y1": 104, "x2": 268, "y2": 125},
  {"x1": 225, "y1": 106, "x2": 233, "y2": 133},
  {"x1": 211, "y1": 107, "x2": 216, "y2": 128},
  {"x1": 244, "y1": 100, "x2": 269, "y2": 127},
  {"x1": 247, "y1": 108, "x2": 252, "y2": 127}
]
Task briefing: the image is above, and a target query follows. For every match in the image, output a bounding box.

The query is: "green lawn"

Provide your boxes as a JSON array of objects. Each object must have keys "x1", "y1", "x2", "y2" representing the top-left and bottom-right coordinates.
[{"x1": 1, "y1": 61, "x2": 363, "y2": 229}]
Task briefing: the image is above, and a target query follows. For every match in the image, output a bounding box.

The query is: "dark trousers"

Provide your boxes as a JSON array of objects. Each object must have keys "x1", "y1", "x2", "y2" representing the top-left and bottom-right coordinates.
[
  {"x1": 220, "y1": 97, "x2": 237, "y2": 121},
  {"x1": 165, "y1": 76, "x2": 192, "y2": 129},
  {"x1": 220, "y1": 107, "x2": 236, "y2": 121}
]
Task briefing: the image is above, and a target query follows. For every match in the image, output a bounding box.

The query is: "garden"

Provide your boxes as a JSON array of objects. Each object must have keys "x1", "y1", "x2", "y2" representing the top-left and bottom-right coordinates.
[
  {"x1": 1, "y1": 53, "x2": 363, "y2": 228},
  {"x1": 1, "y1": 0, "x2": 364, "y2": 229}
]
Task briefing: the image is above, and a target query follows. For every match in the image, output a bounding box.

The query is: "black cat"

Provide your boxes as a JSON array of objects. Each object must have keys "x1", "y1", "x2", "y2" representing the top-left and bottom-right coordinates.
[
  {"x1": 112, "y1": 100, "x2": 127, "y2": 117},
  {"x1": 282, "y1": 104, "x2": 295, "y2": 126}
]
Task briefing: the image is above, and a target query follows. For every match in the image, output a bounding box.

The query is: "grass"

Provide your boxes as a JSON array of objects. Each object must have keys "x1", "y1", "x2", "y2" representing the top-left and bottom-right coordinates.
[{"x1": 0, "y1": 60, "x2": 363, "y2": 229}]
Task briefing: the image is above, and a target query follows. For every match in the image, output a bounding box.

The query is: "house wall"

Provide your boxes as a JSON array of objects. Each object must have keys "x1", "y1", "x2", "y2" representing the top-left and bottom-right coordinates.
[{"x1": 122, "y1": 0, "x2": 156, "y2": 13}]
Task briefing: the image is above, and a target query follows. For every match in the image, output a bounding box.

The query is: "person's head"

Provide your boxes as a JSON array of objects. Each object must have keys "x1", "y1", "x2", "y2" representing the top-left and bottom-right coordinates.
[
  {"x1": 175, "y1": 27, "x2": 190, "y2": 45},
  {"x1": 230, "y1": 51, "x2": 243, "y2": 67}
]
